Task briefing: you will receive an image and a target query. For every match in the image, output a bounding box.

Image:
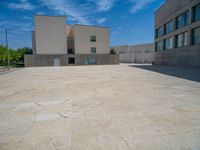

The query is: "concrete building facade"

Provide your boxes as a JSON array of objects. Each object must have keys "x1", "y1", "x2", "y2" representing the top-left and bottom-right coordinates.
[
  {"x1": 154, "y1": 0, "x2": 200, "y2": 67},
  {"x1": 112, "y1": 43, "x2": 155, "y2": 64},
  {"x1": 25, "y1": 15, "x2": 118, "y2": 67}
]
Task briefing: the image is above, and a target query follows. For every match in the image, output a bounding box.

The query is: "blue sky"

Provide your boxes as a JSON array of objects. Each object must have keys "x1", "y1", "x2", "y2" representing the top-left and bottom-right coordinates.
[{"x1": 0, "y1": 0, "x2": 165, "y2": 49}]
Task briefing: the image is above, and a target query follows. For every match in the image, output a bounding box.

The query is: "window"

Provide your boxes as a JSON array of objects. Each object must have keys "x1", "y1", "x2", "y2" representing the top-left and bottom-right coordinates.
[
  {"x1": 156, "y1": 27, "x2": 163, "y2": 38},
  {"x1": 176, "y1": 11, "x2": 189, "y2": 29},
  {"x1": 165, "y1": 37, "x2": 173, "y2": 50},
  {"x1": 176, "y1": 32, "x2": 189, "y2": 48},
  {"x1": 193, "y1": 3, "x2": 200, "y2": 22},
  {"x1": 68, "y1": 58, "x2": 75, "y2": 64},
  {"x1": 156, "y1": 41, "x2": 163, "y2": 51},
  {"x1": 90, "y1": 36, "x2": 96, "y2": 42},
  {"x1": 68, "y1": 48, "x2": 73, "y2": 54},
  {"x1": 192, "y1": 27, "x2": 200, "y2": 45},
  {"x1": 90, "y1": 47, "x2": 96, "y2": 53},
  {"x1": 165, "y1": 21, "x2": 174, "y2": 34},
  {"x1": 85, "y1": 57, "x2": 96, "y2": 65}
]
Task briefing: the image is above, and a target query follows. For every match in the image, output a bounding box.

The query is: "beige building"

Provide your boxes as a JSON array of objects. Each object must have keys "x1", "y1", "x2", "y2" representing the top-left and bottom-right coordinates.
[{"x1": 26, "y1": 15, "x2": 118, "y2": 67}]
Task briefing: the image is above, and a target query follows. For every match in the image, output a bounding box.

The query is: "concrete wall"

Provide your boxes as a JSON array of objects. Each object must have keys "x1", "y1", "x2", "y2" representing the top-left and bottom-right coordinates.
[
  {"x1": 73, "y1": 25, "x2": 110, "y2": 54},
  {"x1": 154, "y1": 45, "x2": 200, "y2": 67},
  {"x1": 112, "y1": 43, "x2": 154, "y2": 63},
  {"x1": 75, "y1": 54, "x2": 119, "y2": 65},
  {"x1": 35, "y1": 16, "x2": 67, "y2": 54},
  {"x1": 25, "y1": 54, "x2": 119, "y2": 67}
]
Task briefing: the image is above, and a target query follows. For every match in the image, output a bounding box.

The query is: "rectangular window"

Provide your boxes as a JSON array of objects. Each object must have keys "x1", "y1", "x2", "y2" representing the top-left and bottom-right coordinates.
[
  {"x1": 90, "y1": 47, "x2": 96, "y2": 53},
  {"x1": 176, "y1": 11, "x2": 189, "y2": 29},
  {"x1": 156, "y1": 41, "x2": 163, "y2": 51},
  {"x1": 85, "y1": 57, "x2": 96, "y2": 65},
  {"x1": 90, "y1": 36, "x2": 96, "y2": 42},
  {"x1": 176, "y1": 32, "x2": 189, "y2": 48},
  {"x1": 156, "y1": 27, "x2": 163, "y2": 38},
  {"x1": 165, "y1": 37, "x2": 173, "y2": 50},
  {"x1": 193, "y1": 3, "x2": 200, "y2": 22},
  {"x1": 192, "y1": 27, "x2": 200, "y2": 45},
  {"x1": 165, "y1": 21, "x2": 174, "y2": 34}
]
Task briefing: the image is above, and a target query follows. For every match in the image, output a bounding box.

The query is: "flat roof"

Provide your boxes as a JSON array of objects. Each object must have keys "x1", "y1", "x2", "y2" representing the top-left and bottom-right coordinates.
[
  {"x1": 72, "y1": 24, "x2": 109, "y2": 29},
  {"x1": 35, "y1": 15, "x2": 66, "y2": 18}
]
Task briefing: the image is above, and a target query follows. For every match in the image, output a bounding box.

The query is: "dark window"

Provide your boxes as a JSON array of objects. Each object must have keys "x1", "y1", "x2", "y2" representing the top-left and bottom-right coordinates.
[
  {"x1": 165, "y1": 21, "x2": 174, "y2": 34},
  {"x1": 156, "y1": 41, "x2": 163, "y2": 51},
  {"x1": 85, "y1": 57, "x2": 96, "y2": 65},
  {"x1": 68, "y1": 48, "x2": 73, "y2": 54},
  {"x1": 156, "y1": 27, "x2": 163, "y2": 38},
  {"x1": 192, "y1": 27, "x2": 200, "y2": 45},
  {"x1": 90, "y1": 36, "x2": 96, "y2": 42},
  {"x1": 175, "y1": 32, "x2": 189, "y2": 48},
  {"x1": 90, "y1": 47, "x2": 96, "y2": 53},
  {"x1": 176, "y1": 11, "x2": 189, "y2": 29},
  {"x1": 164, "y1": 37, "x2": 173, "y2": 50},
  {"x1": 68, "y1": 58, "x2": 75, "y2": 64},
  {"x1": 193, "y1": 3, "x2": 200, "y2": 22}
]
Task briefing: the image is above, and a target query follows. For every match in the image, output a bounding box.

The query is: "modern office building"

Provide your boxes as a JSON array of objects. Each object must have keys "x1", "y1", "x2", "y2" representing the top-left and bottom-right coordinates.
[
  {"x1": 154, "y1": 0, "x2": 200, "y2": 67},
  {"x1": 25, "y1": 15, "x2": 119, "y2": 67},
  {"x1": 112, "y1": 43, "x2": 154, "y2": 64}
]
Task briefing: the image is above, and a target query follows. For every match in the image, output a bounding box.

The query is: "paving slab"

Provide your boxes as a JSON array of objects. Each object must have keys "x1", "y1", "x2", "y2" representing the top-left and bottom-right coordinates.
[{"x1": 0, "y1": 64, "x2": 200, "y2": 150}]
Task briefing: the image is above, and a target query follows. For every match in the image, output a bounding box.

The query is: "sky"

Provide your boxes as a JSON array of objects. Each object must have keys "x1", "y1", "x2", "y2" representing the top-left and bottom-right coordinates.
[{"x1": 0, "y1": 0, "x2": 165, "y2": 49}]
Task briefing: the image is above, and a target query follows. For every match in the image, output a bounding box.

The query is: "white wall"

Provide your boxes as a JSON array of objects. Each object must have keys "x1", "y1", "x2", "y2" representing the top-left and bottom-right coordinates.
[
  {"x1": 73, "y1": 25, "x2": 110, "y2": 54},
  {"x1": 112, "y1": 43, "x2": 155, "y2": 63},
  {"x1": 35, "y1": 16, "x2": 67, "y2": 54}
]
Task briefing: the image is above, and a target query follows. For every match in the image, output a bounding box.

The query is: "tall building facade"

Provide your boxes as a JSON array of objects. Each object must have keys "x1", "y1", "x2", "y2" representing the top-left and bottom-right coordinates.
[
  {"x1": 154, "y1": 0, "x2": 200, "y2": 67},
  {"x1": 25, "y1": 15, "x2": 118, "y2": 67}
]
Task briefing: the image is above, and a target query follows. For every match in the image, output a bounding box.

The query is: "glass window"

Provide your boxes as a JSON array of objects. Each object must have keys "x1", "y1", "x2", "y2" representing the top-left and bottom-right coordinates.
[
  {"x1": 165, "y1": 37, "x2": 173, "y2": 50},
  {"x1": 156, "y1": 27, "x2": 163, "y2": 38},
  {"x1": 156, "y1": 41, "x2": 163, "y2": 51},
  {"x1": 90, "y1": 36, "x2": 96, "y2": 42},
  {"x1": 90, "y1": 47, "x2": 96, "y2": 53},
  {"x1": 193, "y1": 3, "x2": 200, "y2": 22},
  {"x1": 165, "y1": 21, "x2": 174, "y2": 34},
  {"x1": 85, "y1": 57, "x2": 96, "y2": 65},
  {"x1": 176, "y1": 32, "x2": 189, "y2": 48},
  {"x1": 176, "y1": 11, "x2": 189, "y2": 29},
  {"x1": 192, "y1": 27, "x2": 200, "y2": 45}
]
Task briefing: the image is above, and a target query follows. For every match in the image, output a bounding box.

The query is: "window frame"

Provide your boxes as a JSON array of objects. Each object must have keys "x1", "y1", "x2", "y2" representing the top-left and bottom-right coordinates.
[
  {"x1": 90, "y1": 47, "x2": 96, "y2": 53},
  {"x1": 176, "y1": 11, "x2": 189, "y2": 29},
  {"x1": 90, "y1": 36, "x2": 96, "y2": 42}
]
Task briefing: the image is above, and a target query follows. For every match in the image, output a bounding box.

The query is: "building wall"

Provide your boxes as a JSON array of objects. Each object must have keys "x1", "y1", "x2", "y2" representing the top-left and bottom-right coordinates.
[
  {"x1": 24, "y1": 54, "x2": 119, "y2": 67},
  {"x1": 73, "y1": 25, "x2": 110, "y2": 54},
  {"x1": 112, "y1": 43, "x2": 154, "y2": 63},
  {"x1": 35, "y1": 15, "x2": 67, "y2": 54},
  {"x1": 32, "y1": 31, "x2": 36, "y2": 54},
  {"x1": 154, "y1": 0, "x2": 200, "y2": 67}
]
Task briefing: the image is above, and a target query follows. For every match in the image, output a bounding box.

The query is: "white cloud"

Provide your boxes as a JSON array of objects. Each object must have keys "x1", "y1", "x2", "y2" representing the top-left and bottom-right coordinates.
[
  {"x1": 7, "y1": 1, "x2": 36, "y2": 11},
  {"x1": 97, "y1": 17, "x2": 106, "y2": 24},
  {"x1": 39, "y1": 0, "x2": 93, "y2": 24},
  {"x1": 90, "y1": 0, "x2": 116, "y2": 12},
  {"x1": 129, "y1": 0, "x2": 155, "y2": 13}
]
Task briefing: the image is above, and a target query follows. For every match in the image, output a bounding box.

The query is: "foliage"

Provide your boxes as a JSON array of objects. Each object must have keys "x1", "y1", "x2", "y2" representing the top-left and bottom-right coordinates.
[
  {"x1": 110, "y1": 48, "x2": 117, "y2": 55},
  {"x1": 0, "y1": 45, "x2": 32, "y2": 67}
]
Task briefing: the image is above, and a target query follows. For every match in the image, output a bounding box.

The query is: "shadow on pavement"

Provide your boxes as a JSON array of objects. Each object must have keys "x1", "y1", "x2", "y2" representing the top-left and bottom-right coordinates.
[{"x1": 129, "y1": 64, "x2": 200, "y2": 82}]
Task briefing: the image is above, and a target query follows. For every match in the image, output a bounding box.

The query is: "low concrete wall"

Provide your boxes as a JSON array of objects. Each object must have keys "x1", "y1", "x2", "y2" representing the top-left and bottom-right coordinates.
[
  {"x1": 24, "y1": 55, "x2": 68, "y2": 67},
  {"x1": 112, "y1": 43, "x2": 155, "y2": 63},
  {"x1": 75, "y1": 54, "x2": 119, "y2": 65},
  {"x1": 25, "y1": 54, "x2": 119, "y2": 67},
  {"x1": 154, "y1": 45, "x2": 200, "y2": 67}
]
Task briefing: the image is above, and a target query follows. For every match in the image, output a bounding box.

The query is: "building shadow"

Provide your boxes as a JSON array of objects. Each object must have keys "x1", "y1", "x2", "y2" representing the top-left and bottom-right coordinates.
[{"x1": 129, "y1": 64, "x2": 200, "y2": 82}]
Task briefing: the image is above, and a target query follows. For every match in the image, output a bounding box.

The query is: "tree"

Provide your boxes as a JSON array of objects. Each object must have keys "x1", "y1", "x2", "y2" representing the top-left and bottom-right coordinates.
[
  {"x1": 0, "y1": 45, "x2": 32, "y2": 67},
  {"x1": 110, "y1": 48, "x2": 117, "y2": 55}
]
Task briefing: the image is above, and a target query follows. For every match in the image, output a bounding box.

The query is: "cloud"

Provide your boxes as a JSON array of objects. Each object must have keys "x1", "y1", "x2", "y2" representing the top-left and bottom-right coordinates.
[
  {"x1": 97, "y1": 18, "x2": 106, "y2": 24},
  {"x1": 7, "y1": 0, "x2": 36, "y2": 11},
  {"x1": 90, "y1": 0, "x2": 116, "y2": 12},
  {"x1": 39, "y1": 0, "x2": 94, "y2": 24},
  {"x1": 129, "y1": 0, "x2": 155, "y2": 13}
]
